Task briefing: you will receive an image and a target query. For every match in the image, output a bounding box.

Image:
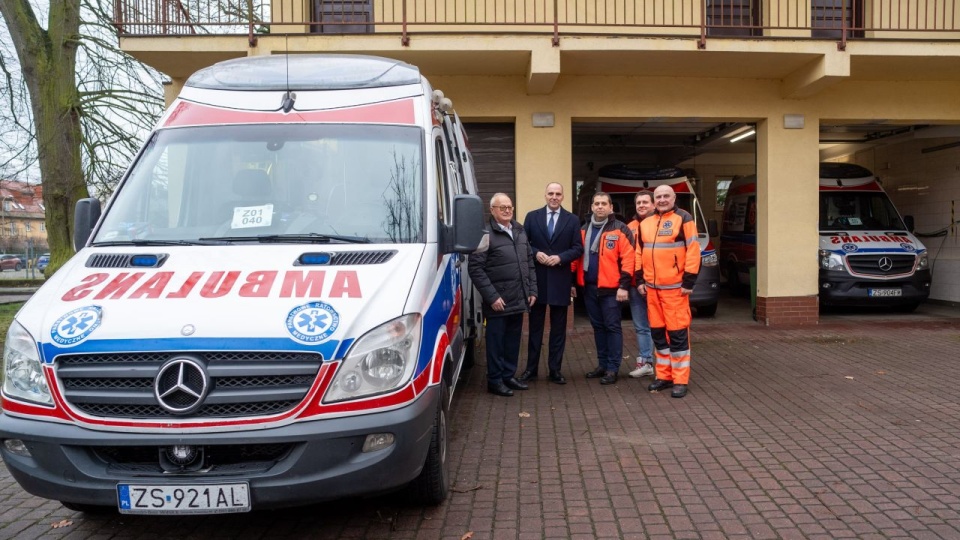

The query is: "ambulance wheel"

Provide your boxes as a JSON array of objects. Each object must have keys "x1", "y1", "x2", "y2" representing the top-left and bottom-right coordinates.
[
  {"x1": 696, "y1": 302, "x2": 717, "y2": 317},
  {"x1": 408, "y1": 386, "x2": 449, "y2": 505},
  {"x1": 895, "y1": 302, "x2": 919, "y2": 313},
  {"x1": 726, "y1": 262, "x2": 745, "y2": 296},
  {"x1": 60, "y1": 501, "x2": 114, "y2": 514}
]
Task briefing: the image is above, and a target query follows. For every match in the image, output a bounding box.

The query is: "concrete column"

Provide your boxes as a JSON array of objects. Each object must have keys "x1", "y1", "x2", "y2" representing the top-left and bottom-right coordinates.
[
  {"x1": 513, "y1": 113, "x2": 572, "y2": 215},
  {"x1": 755, "y1": 114, "x2": 820, "y2": 325}
]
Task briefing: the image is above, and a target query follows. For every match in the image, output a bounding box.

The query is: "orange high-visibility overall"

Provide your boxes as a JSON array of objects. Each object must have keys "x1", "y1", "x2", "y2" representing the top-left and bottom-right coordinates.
[{"x1": 637, "y1": 208, "x2": 700, "y2": 385}]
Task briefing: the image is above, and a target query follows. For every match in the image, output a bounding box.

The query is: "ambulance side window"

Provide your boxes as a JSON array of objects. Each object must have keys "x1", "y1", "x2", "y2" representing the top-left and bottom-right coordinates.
[{"x1": 435, "y1": 138, "x2": 452, "y2": 225}]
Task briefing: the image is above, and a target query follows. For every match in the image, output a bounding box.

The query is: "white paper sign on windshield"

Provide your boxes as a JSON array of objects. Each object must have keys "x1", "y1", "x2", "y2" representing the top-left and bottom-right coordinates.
[{"x1": 231, "y1": 204, "x2": 274, "y2": 229}]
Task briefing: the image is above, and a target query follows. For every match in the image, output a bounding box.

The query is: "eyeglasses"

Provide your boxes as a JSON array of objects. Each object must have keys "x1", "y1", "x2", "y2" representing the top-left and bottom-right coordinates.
[{"x1": 493, "y1": 205, "x2": 514, "y2": 212}]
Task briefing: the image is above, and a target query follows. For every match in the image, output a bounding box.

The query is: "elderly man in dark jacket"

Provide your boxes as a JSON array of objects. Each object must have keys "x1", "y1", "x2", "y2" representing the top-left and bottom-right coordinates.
[{"x1": 468, "y1": 193, "x2": 538, "y2": 397}]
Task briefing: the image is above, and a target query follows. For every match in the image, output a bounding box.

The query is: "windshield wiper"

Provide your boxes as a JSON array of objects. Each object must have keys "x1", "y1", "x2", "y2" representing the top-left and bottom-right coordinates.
[
  {"x1": 91, "y1": 239, "x2": 217, "y2": 247},
  {"x1": 199, "y1": 233, "x2": 371, "y2": 244}
]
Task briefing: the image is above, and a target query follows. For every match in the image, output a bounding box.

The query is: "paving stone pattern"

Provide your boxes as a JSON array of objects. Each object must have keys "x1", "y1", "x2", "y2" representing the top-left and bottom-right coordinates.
[{"x1": 1, "y1": 318, "x2": 960, "y2": 539}]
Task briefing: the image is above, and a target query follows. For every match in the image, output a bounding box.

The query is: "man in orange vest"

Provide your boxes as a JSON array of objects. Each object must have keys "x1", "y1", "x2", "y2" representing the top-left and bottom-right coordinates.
[
  {"x1": 572, "y1": 192, "x2": 635, "y2": 385},
  {"x1": 637, "y1": 185, "x2": 701, "y2": 398}
]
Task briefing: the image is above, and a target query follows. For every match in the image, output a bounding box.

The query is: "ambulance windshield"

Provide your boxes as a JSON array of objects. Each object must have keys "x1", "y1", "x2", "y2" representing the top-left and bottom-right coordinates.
[
  {"x1": 819, "y1": 192, "x2": 906, "y2": 231},
  {"x1": 94, "y1": 124, "x2": 424, "y2": 244}
]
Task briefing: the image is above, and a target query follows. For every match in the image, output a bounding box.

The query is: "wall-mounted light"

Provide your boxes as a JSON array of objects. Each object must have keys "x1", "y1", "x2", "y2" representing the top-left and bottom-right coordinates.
[
  {"x1": 730, "y1": 129, "x2": 756, "y2": 143},
  {"x1": 532, "y1": 112, "x2": 555, "y2": 128}
]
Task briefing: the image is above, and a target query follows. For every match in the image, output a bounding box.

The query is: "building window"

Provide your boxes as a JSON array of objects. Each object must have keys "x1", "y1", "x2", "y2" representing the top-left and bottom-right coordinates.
[
  {"x1": 706, "y1": 0, "x2": 762, "y2": 37},
  {"x1": 9, "y1": 222, "x2": 17, "y2": 235},
  {"x1": 24, "y1": 222, "x2": 31, "y2": 232},
  {"x1": 812, "y1": 0, "x2": 864, "y2": 38},
  {"x1": 40, "y1": 222, "x2": 45, "y2": 232},
  {"x1": 312, "y1": 0, "x2": 372, "y2": 34},
  {"x1": 716, "y1": 178, "x2": 734, "y2": 211}
]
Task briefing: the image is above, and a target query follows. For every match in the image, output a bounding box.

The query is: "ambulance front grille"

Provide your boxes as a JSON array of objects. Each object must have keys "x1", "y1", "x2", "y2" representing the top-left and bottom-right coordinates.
[
  {"x1": 55, "y1": 351, "x2": 322, "y2": 420},
  {"x1": 846, "y1": 254, "x2": 916, "y2": 277}
]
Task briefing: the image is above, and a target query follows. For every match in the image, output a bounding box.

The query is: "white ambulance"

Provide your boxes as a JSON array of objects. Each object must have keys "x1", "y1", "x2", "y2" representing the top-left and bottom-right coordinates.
[
  {"x1": 720, "y1": 162, "x2": 931, "y2": 311},
  {"x1": 0, "y1": 55, "x2": 486, "y2": 513}
]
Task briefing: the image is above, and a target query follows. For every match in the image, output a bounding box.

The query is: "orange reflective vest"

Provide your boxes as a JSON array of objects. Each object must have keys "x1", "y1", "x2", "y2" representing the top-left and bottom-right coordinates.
[
  {"x1": 572, "y1": 219, "x2": 635, "y2": 291},
  {"x1": 637, "y1": 208, "x2": 701, "y2": 290}
]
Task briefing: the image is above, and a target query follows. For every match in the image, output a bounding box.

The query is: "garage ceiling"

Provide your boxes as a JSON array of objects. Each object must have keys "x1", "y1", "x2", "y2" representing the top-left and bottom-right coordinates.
[{"x1": 571, "y1": 121, "x2": 952, "y2": 166}]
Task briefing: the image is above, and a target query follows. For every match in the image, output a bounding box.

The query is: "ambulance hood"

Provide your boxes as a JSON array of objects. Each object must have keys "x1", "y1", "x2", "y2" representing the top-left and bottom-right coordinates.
[{"x1": 21, "y1": 245, "x2": 425, "y2": 363}]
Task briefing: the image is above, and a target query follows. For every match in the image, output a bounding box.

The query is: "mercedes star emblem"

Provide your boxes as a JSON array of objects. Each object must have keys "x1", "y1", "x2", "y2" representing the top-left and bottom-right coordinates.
[
  {"x1": 878, "y1": 257, "x2": 894, "y2": 272},
  {"x1": 154, "y1": 357, "x2": 210, "y2": 415}
]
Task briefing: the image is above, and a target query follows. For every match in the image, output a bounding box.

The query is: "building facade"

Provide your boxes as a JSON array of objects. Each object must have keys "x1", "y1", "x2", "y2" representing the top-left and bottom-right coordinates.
[
  {"x1": 115, "y1": 0, "x2": 960, "y2": 324},
  {"x1": 0, "y1": 180, "x2": 47, "y2": 257}
]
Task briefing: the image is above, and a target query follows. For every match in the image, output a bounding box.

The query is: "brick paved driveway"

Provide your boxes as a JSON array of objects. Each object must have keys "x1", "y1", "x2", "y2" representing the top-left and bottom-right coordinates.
[{"x1": 2, "y1": 306, "x2": 960, "y2": 539}]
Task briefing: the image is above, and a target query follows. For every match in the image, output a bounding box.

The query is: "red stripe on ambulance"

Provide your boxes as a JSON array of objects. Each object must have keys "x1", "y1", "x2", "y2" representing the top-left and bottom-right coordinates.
[{"x1": 163, "y1": 99, "x2": 416, "y2": 128}]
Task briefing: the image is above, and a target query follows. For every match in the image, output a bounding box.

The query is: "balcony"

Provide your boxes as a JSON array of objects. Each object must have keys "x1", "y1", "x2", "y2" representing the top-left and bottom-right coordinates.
[
  {"x1": 114, "y1": 0, "x2": 960, "y2": 46},
  {"x1": 114, "y1": 0, "x2": 960, "y2": 96}
]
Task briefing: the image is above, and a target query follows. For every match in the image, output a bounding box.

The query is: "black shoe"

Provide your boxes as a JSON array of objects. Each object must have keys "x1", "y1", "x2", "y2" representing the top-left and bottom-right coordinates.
[
  {"x1": 548, "y1": 371, "x2": 567, "y2": 385},
  {"x1": 671, "y1": 385, "x2": 688, "y2": 398},
  {"x1": 487, "y1": 381, "x2": 514, "y2": 396},
  {"x1": 517, "y1": 370, "x2": 537, "y2": 383},
  {"x1": 648, "y1": 379, "x2": 674, "y2": 392},
  {"x1": 600, "y1": 371, "x2": 618, "y2": 385},
  {"x1": 585, "y1": 366, "x2": 606, "y2": 379},
  {"x1": 504, "y1": 377, "x2": 529, "y2": 391}
]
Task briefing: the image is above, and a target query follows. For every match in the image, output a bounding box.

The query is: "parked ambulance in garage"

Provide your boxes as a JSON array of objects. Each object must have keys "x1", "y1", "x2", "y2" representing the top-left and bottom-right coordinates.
[
  {"x1": 0, "y1": 54, "x2": 485, "y2": 513},
  {"x1": 721, "y1": 162, "x2": 931, "y2": 311}
]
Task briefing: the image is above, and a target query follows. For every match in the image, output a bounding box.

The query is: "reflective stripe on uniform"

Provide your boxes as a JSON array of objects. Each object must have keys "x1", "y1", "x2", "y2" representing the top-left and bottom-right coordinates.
[{"x1": 643, "y1": 241, "x2": 685, "y2": 249}]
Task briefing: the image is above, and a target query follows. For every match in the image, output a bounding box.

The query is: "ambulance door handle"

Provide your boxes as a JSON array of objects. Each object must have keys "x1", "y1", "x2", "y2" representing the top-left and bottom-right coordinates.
[{"x1": 455, "y1": 254, "x2": 465, "y2": 268}]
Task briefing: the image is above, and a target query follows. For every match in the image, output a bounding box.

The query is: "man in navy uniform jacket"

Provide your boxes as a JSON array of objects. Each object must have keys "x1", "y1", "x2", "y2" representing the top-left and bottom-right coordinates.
[{"x1": 519, "y1": 182, "x2": 584, "y2": 385}]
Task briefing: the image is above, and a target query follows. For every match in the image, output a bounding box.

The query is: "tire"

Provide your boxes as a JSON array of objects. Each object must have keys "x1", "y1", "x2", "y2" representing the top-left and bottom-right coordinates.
[
  {"x1": 14, "y1": 263, "x2": 22, "y2": 271},
  {"x1": 60, "y1": 501, "x2": 115, "y2": 514},
  {"x1": 725, "y1": 262, "x2": 745, "y2": 296},
  {"x1": 695, "y1": 302, "x2": 717, "y2": 317},
  {"x1": 407, "y1": 387, "x2": 450, "y2": 505},
  {"x1": 895, "y1": 302, "x2": 920, "y2": 313}
]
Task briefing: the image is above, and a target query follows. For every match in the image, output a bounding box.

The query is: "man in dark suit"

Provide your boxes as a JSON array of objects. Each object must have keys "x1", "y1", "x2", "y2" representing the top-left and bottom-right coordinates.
[{"x1": 519, "y1": 182, "x2": 584, "y2": 385}]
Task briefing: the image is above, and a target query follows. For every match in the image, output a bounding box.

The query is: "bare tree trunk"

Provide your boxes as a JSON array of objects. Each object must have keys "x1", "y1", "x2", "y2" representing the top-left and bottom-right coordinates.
[{"x1": 1, "y1": 0, "x2": 89, "y2": 273}]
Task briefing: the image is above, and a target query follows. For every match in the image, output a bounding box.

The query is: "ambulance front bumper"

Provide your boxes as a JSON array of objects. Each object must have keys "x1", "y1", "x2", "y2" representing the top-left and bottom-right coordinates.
[
  {"x1": 0, "y1": 385, "x2": 439, "y2": 511},
  {"x1": 818, "y1": 269, "x2": 931, "y2": 306}
]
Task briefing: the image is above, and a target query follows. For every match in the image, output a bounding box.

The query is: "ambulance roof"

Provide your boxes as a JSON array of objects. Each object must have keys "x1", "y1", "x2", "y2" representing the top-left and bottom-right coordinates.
[
  {"x1": 820, "y1": 162, "x2": 874, "y2": 180},
  {"x1": 185, "y1": 54, "x2": 421, "y2": 91},
  {"x1": 597, "y1": 164, "x2": 687, "y2": 181}
]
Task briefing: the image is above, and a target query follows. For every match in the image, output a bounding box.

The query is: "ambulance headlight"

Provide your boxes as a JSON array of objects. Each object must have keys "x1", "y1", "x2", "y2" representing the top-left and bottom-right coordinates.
[
  {"x1": 701, "y1": 252, "x2": 718, "y2": 267},
  {"x1": 819, "y1": 250, "x2": 845, "y2": 271},
  {"x1": 2, "y1": 322, "x2": 52, "y2": 406},
  {"x1": 324, "y1": 314, "x2": 422, "y2": 403},
  {"x1": 916, "y1": 253, "x2": 928, "y2": 270}
]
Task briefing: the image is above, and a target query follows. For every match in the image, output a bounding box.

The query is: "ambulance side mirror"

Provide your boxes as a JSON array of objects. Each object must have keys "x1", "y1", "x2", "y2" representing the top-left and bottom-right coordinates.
[
  {"x1": 451, "y1": 194, "x2": 485, "y2": 253},
  {"x1": 74, "y1": 198, "x2": 102, "y2": 251},
  {"x1": 903, "y1": 215, "x2": 915, "y2": 233}
]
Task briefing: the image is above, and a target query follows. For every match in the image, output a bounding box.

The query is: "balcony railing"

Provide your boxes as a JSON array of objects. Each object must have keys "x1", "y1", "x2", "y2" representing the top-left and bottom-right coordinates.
[{"x1": 113, "y1": 0, "x2": 960, "y2": 49}]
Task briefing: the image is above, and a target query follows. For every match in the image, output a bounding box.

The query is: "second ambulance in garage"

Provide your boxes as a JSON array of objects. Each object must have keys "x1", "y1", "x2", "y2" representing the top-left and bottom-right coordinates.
[{"x1": 721, "y1": 162, "x2": 931, "y2": 311}]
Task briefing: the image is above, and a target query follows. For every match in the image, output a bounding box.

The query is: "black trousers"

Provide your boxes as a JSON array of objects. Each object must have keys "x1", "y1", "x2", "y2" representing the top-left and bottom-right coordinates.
[
  {"x1": 485, "y1": 313, "x2": 524, "y2": 383},
  {"x1": 524, "y1": 302, "x2": 568, "y2": 375}
]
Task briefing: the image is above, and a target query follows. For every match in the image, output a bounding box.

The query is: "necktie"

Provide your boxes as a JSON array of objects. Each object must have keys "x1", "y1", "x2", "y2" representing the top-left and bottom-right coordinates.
[{"x1": 547, "y1": 211, "x2": 556, "y2": 238}]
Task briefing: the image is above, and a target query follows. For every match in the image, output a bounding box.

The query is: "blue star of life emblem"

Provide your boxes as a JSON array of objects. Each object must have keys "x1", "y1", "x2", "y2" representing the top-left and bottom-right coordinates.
[
  {"x1": 51, "y1": 306, "x2": 103, "y2": 346},
  {"x1": 900, "y1": 243, "x2": 915, "y2": 252},
  {"x1": 286, "y1": 302, "x2": 340, "y2": 343},
  {"x1": 841, "y1": 243, "x2": 859, "y2": 253}
]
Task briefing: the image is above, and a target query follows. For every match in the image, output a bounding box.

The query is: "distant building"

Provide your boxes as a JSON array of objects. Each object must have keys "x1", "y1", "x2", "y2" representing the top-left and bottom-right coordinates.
[{"x1": 0, "y1": 180, "x2": 47, "y2": 255}]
